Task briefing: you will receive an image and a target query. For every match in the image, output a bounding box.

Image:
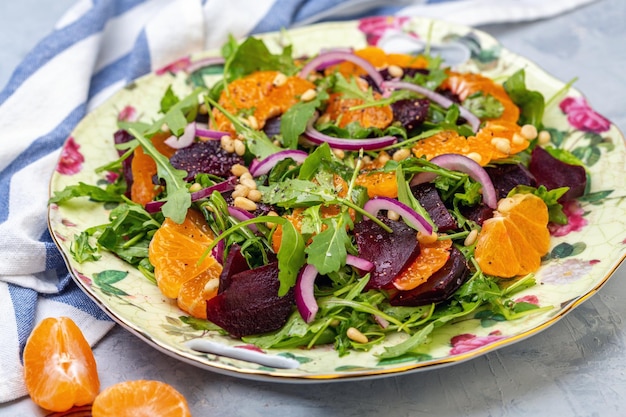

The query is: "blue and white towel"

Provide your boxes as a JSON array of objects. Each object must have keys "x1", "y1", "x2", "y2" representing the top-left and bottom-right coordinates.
[{"x1": 0, "y1": 0, "x2": 597, "y2": 402}]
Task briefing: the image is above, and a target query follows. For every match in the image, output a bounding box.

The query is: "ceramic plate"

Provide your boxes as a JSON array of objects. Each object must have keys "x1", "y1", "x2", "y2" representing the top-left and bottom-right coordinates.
[{"x1": 48, "y1": 18, "x2": 626, "y2": 382}]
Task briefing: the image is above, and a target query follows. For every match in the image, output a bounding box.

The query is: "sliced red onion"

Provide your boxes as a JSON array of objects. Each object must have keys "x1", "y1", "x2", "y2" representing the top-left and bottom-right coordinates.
[
  {"x1": 164, "y1": 121, "x2": 196, "y2": 149},
  {"x1": 382, "y1": 80, "x2": 481, "y2": 133},
  {"x1": 195, "y1": 123, "x2": 229, "y2": 140},
  {"x1": 373, "y1": 314, "x2": 389, "y2": 329},
  {"x1": 249, "y1": 149, "x2": 308, "y2": 177},
  {"x1": 410, "y1": 154, "x2": 497, "y2": 209},
  {"x1": 363, "y1": 197, "x2": 433, "y2": 236},
  {"x1": 186, "y1": 56, "x2": 226, "y2": 74},
  {"x1": 295, "y1": 264, "x2": 319, "y2": 323},
  {"x1": 144, "y1": 177, "x2": 237, "y2": 213},
  {"x1": 298, "y1": 50, "x2": 384, "y2": 89},
  {"x1": 227, "y1": 206, "x2": 258, "y2": 233},
  {"x1": 345, "y1": 254, "x2": 374, "y2": 273},
  {"x1": 304, "y1": 115, "x2": 396, "y2": 151},
  {"x1": 212, "y1": 239, "x2": 225, "y2": 265}
]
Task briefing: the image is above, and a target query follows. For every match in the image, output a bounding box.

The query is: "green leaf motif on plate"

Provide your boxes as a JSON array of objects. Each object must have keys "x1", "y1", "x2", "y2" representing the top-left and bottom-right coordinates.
[{"x1": 93, "y1": 270, "x2": 129, "y2": 297}]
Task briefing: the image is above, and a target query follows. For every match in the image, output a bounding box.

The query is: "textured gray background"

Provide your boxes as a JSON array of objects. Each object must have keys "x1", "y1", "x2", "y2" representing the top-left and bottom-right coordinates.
[{"x1": 2, "y1": 0, "x2": 625, "y2": 416}]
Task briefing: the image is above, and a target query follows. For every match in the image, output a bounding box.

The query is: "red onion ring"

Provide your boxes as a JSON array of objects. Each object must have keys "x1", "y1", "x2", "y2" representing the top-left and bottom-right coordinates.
[
  {"x1": 382, "y1": 80, "x2": 481, "y2": 133},
  {"x1": 303, "y1": 114, "x2": 396, "y2": 151},
  {"x1": 410, "y1": 153, "x2": 497, "y2": 209},
  {"x1": 144, "y1": 177, "x2": 237, "y2": 213},
  {"x1": 298, "y1": 50, "x2": 384, "y2": 89},
  {"x1": 295, "y1": 264, "x2": 319, "y2": 323},
  {"x1": 363, "y1": 197, "x2": 433, "y2": 236},
  {"x1": 345, "y1": 254, "x2": 374, "y2": 273},
  {"x1": 164, "y1": 121, "x2": 196, "y2": 149},
  {"x1": 227, "y1": 206, "x2": 258, "y2": 233},
  {"x1": 195, "y1": 123, "x2": 229, "y2": 140},
  {"x1": 249, "y1": 150, "x2": 309, "y2": 177}
]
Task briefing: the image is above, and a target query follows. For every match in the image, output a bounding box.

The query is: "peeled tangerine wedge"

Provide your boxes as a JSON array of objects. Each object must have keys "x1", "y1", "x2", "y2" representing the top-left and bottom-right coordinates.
[
  {"x1": 23, "y1": 316, "x2": 99, "y2": 412},
  {"x1": 474, "y1": 193, "x2": 551, "y2": 278}
]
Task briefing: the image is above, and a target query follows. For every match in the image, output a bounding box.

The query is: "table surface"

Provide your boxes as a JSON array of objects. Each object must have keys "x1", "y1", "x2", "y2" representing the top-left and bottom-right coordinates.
[{"x1": 2, "y1": 0, "x2": 626, "y2": 416}]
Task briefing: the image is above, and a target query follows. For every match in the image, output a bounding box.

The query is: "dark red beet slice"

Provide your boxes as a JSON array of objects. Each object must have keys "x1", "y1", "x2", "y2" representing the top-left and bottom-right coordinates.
[
  {"x1": 205, "y1": 261, "x2": 294, "y2": 337},
  {"x1": 461, "y1": 204, "x2": 494, "y2": 226},
  {"x1": 529, "y1": 146, "x2": 587, "y2": 201},
  {"x1": 390, "y1": 247, "x2": 469, "y2": 306},
  {"x1": 169, "y1": 140, "x2": 244, "y2": 181},
  {"x1": 391, "y1": 98, "x2": 430, "y2": 133},
  {"x1": 411, "y1": 183, "x2": 457, "y2": 232},
  {"x1": 217, "y1": 245, "x2": 250, "y2": 293},
  {"x1": 353, "y1": 217, "x2": 421, "y2": 290},
  {"x1": 485, "y1": 163, "x2": 537, "y2": 200}
]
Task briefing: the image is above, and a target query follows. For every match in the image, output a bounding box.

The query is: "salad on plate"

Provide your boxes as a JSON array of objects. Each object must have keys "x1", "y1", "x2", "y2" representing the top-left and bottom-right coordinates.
[{"x1": 49, "y1": 21, "x2": 617, "y2": 369}]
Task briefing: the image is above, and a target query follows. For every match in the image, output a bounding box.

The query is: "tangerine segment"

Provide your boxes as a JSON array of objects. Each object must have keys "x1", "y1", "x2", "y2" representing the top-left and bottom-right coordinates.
[
  {"x1": 469, "y1": 120, "x2": 527, "y2": 161},
  {"x1": 355, "y1": 171, "x2": 398, "y2": 198},
  {"x1": 23, "y1": 317, "x2": 99, "y2": 412},
  {"x1": 130, "y1": 132, "x2": 176, "y2": 206},
  {"x1": 443, "y1": 72, "x2": 520, "y2": 123},
  {"x1": 149, "y1": 209, "x2": 222, "y2": 299},
  {"x1": 177, "y1": 269, "x2": 220, "y2": 319},
  {"x1": 91, "y1": 380, "x2": 192, "y2": 417},
  {"x1": 321, "y1": 92, "x2": 393, "y2": 129},
  {"x1": 212, "y1": 70, "x2": 316, "y2": 135},
  {"x1": 393, "y1": 238, "x2": 453, "y2": 291},
  {"x1": 474, "y1": 193, "x2": 550, "y2": 278}
]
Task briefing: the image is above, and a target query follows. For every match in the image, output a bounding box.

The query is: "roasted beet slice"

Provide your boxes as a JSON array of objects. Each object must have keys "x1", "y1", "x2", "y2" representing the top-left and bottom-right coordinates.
[
  {"x1": 169, "y1": 140, "x2": 244, "y2": 181},
  {"x1": 485, "y1": 163, "x2": 537, "y2": 200},
  {"x1": 411, "y1": 183, "x2": 457, "y2": 232},
  {"x1": 529, "y1": 146, "x2": 587, "y2": 201},
  {"x1": 353, "y1": 217, "x2": 420, "y2": 289},
  {"x1": 390, "y1": 247, "x2": 469, "y2": 306},
  {"x1": 391, "y1": 98, "x2": 430, "y2": 133},
  {"x1": 206, "y1": 261, "x2": 294, "y2": 337},
  {"x1": 217, "y1": 245, "x2": 250, "y2": 293},
  {"x1": 461, "y1": 204, "x2": 494, "y2": 226}
]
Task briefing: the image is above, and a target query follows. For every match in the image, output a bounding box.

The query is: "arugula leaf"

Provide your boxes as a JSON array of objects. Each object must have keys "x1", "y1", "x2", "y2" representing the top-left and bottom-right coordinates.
[
  {"x1": 503, "y1": 69, "x2": 545, "y2": 127},
  {"x1": 305, "y1": 213, "x2": 350, "y2": 275},
  {"x1": 260, "y1": 178, "x2": 336, "y2": 208},
  {"x1": 280, "y1": 91, "x2": 326, "y2": 149},
  {"x1": 509, "y1": 185, "x2": 568, "y2": 224},
  {"x1": 128, "y1": 128, "x2": 190, "y2": 224},
  {"x1": 70, "y1": 232, "x2": 101, "y2": 263},
  {"x1": 462, "y1": 92, "x2": 505, "y2": 119},
  {"x1": 331, "y1": 73, "x2": 374, "y2": 101},
  {"x1": 223, "y1": 36, "x2": 297, "y2": 81},
  {"x1": 277, "y1": 220, "x2": 306, "y2": 296},
  {"x1": 49, "y1": 182, "x2": 125, "y2": 204}
]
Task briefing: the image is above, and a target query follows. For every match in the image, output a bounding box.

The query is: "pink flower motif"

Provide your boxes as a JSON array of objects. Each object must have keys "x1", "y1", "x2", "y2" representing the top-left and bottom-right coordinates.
[
  {"x1": 61, "y1": 218, "x2": 77, "y2": 227},
  {"x1": 56, "y1": 137, "x2": 85, "y2": 175},
  {"x1": 450, "y1": 330, "x2": 504, "y2": 355},
  {"x1": 235, "y1": 344, "x2": 265, "y2": 353},
  {"x1": 549, "y1": 200, "x2": 588, "y2": 237},
  {"x1": 357, "y1": 16, "x2": 415, "y2": 46},
  {"x1": 117, "y1": 105, "x2": 138, "y2": 122},
  {"x1": 75, "y1": 271, "x2": 92, "y2": 286},
  {"x1": 156, "y1": 56, "x2": 192, "y2": 75},
  {"x1": 515, "y1": 295, "x2": 539, "y2": 305},
  {"x1": 540, "y1": 258, "x2": 594, "y2": 285},
  {"x1": 559, "y1": 96, "x2": 611, "y2": 133}
]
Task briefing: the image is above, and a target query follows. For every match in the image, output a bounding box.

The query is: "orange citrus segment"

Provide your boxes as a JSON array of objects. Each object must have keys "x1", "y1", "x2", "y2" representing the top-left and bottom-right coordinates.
[
  {"x1": 149, "y1": 209, "x2": 222, "y2": 302},
  {"x1": 355, "y1": 171, "x2": 398, "y2": 198},
  {"x1": 321, "y1": 92, "x2": 393, "y2": 129},
  {"x1": 177, "y1": 270, "x2": 220, "y2": 319},
  {"x1": 130, "y1": 132, "x2": 176, "y2": 206},
  {"x1": 212, "y1": 70, "x2": 316, "y2": 135},
  {"x1": 393, "y1": 238, "x2": 453, "y2": 291},
  {"x1": 330, "y1": 46, "x2": 429, "y2": 77},
  {"x1": 91, "y1": 380, "x2": 192, "y2": 417},
  {"x1": 474, "y1": 193, "x2": 550, "y2": 278},
  {"x1": 23, "y1": 317, "x2": 99, "y2": 412}
]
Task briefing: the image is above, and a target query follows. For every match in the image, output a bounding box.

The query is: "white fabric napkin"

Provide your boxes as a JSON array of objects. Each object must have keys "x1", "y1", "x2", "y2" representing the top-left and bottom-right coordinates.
[{"x1": 0, "y1": 0, "x2": 598, "y2": 403}]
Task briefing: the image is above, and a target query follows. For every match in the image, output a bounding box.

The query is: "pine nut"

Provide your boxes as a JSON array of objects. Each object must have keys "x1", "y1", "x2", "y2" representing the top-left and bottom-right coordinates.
[
  {"x1": 198, "y1": 103, "x2": 208, "y2": 115},
  {"x1": 239, "y1": 172, "x2": 253, "y2": 182},
  {"x1": 388, "y1": 64, "x2": 404, "y2": 78},
  {"x1": 247, "y1": 115, "x2": 259, "y2": 130},
  {"x1": 189, "y1": 183, "x2": 202, "y2": 192},
  {"x1": 377, "y1": 152, "x2": 391, "y2": 164},
  {"x1": 387, "y1": 210, "x2": 400, "y2": 221},
  {"x1": 247, "y1": 189, "x2": 262, "y2": 202},
  {"x1": 231, "y1": 163, "x2": 249, "y2": 177},
  {"x1": 392, "y1": 148, "x2": 411, "y2": 161},
  {"x1": 234, "y1": 196, "x2": 257, "y2": 211},
  {"x1": 417, "y1": 231, "x2": 438, "y2": 245},
  {"x1": 232, "y1": 184, "x2": 250, "y2": 199},
  {"x1": 332, "y1": 148, "x2": 345, "y2": 159},
  {"x1": 511, "y1": 133, "x2": 526, "y2": 146},
  {"x1": 538, "y1": 130, "x2": 551, "y2": 145},
  {"x1": 520, "y1": 124, "x2": 538, "y2": 140},
  {"x1": 464, "y1": 229, "x2": 479, "y2": 247},
  {"x1": 273, "y1": 72, "x2": 287, "y2": 87},
  {"x1": 346, "y1": 327, "x2": 368, "y2": 344},
  {"x1": 221, "y1": 135, "x2": 234, "y2": 152},
  {"x1": 234, "y1": 139, "x2": 246, "y2": 156},
  {"x1": 300, "y1": 88, "x2": 317, "y2": 102},
  {"x1": 497, "y1": 197, "x2": 515, "y2": 213},
  {"x1": 317, "y1": 113, "x2": 331, "y2": 125},
  {"x1": 466, "y1": 152, "x2": 482, "y2": 164},
  {"x1": 240, "y1": 177, "x2": 257, "y2": 190},
  {"x1": 265, "y1": 210, "x2": 279, "y2": 228},
  {"x1": 491, "y1": 137, "x2": 511, "y2": 154}
]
